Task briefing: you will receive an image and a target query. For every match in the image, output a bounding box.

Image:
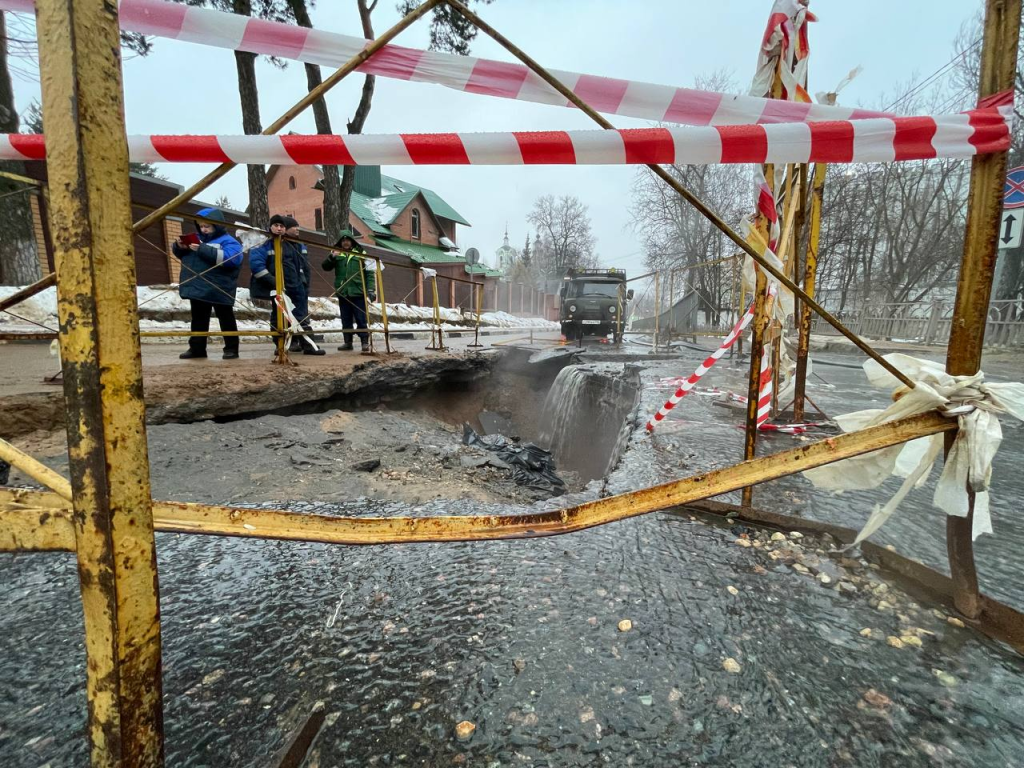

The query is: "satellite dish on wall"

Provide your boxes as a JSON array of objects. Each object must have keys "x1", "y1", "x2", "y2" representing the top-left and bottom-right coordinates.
[{"x1": 465, "y1": 247, "x2": 480, "y2": 265}]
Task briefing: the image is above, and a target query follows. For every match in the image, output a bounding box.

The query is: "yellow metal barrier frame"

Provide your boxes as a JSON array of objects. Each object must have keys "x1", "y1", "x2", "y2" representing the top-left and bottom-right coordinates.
[{"x1": 0, "y1": 0, "x2": 1020, "y2": 764}]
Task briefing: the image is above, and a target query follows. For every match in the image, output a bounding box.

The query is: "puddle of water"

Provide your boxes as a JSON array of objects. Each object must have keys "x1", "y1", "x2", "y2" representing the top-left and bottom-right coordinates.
[{"x1": 2, "y1": 347, "x2": 1024, "y2": 766}]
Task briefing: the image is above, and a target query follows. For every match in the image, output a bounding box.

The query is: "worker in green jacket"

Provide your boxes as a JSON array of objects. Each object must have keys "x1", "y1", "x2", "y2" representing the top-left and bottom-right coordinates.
[{"x1": 322, "y1": 230, "x2": 376, "y2": 351}]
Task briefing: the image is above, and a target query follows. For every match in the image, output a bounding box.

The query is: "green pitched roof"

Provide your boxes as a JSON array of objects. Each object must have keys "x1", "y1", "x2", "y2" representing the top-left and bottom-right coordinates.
[
  {"x1": 349, "y1": 193, "x2": 393, "y2": 237},
  {"x1": 373, "y1": 238, "x2": 465, "y2": 264},
  {"x1": 380, "y1": 174, "x2": 470, "y2": 226}
]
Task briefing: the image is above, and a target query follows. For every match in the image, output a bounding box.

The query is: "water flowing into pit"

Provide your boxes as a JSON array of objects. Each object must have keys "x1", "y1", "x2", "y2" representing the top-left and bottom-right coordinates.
[{"x1": 538, "y1": 364, "x2": 640, "y2": 482}]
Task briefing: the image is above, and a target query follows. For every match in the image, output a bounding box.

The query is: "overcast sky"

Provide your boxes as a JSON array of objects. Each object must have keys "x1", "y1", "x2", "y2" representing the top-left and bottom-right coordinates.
[{"x1": 10, "y1": 0, "x2": 981, "y2": 275}]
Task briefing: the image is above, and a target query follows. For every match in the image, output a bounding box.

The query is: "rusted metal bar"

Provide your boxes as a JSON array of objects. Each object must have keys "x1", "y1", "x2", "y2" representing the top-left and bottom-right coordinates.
[
  {"x1": 0, "y1": 437, "x2": 73, "y2": 498},
  {"x1": 0, "y1": 504, "x2": 75, "y2": 551},
  {"x1": 0, "y1": 411, "x2": 956, "y2": 547},
  {"x1": 0, "y1": 273, "x2": 57, "y2": 314},
  {"x1": 35, "y1": 0, "x2": 164, "y2": 762},
  {"x1": 794, "y1": 161, "x2": 827, "y2": 422},
  {"x1": 944, "y1": 0, "x2": 1022, "y2": 621},
  {"x1": 131, "y1": 0, "x2": 443, "y2": 234},
  {"x1": 270, "y1": 702, "x2": 327, "y2": 768},
  {"x1": 741, "y1": 267, "x2": 770, "y2": 508},
  {"x1": 0, "y1": 331, "x2": 58, "y2": 340},
  {"x1": 440, "y1": 0, "x2": 913, "y2": 391}
]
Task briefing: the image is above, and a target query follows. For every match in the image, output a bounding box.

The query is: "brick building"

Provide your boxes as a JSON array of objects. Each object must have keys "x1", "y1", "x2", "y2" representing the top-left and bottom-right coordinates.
[
  {"x1": 266, "y1": 164, "x2": 530, "y2": 310},
  {"x1": 20, "y1": 161, "x2": 557, "y2": 317}
]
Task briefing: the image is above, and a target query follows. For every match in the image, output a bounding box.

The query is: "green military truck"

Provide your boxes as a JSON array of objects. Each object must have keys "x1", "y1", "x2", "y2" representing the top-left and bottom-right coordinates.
[{"x1": 558, "y1": 268, "x2": 634, "y2": 342}]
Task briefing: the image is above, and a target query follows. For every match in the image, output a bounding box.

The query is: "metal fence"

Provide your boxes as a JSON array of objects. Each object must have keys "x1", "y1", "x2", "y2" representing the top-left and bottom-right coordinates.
[{"x1": 812, "y1": 300, "x2": 1024, "y2": 348}]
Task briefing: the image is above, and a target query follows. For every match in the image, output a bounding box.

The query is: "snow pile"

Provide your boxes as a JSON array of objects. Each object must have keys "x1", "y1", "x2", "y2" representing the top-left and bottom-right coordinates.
[
  {"x1": 0, "y1": 286, "x2": 60, "y2": 330},
  {"x1": 1, "y1": 284, "x2": 557, "y2": 338}
]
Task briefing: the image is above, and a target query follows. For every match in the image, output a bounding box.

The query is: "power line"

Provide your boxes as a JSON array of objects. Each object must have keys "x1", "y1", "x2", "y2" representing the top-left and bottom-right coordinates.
[{"x1": 882, "y1": 37, "x2": 981, "y2": 114}]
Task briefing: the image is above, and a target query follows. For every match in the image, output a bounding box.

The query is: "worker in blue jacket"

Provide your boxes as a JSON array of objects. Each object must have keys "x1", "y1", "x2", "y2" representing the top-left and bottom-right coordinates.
[
  {"x1": 172, "y1": 207, "x2": 243, "y2": 360},
  {"x1": 249, "y1": 214, "x2": 325, "y2": 356}
]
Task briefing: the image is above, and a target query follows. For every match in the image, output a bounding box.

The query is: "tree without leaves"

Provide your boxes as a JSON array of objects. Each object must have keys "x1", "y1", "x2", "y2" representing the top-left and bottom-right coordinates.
[
  {"x1": 214, "y1": 195, "x2": 233, "y2": 210},
  {"x1": 527, "y1": 194, "x2": 598, "y2": 278},
  {"x1": 630, "y1": 72, "x2": 749, "y2": 325},
  {"x1": 174, "y1": 0, "x2": 294, "y2": 230},
  {"x1": 0, "y1": 13, "x2": 155, "y2": 284},
  {"x1": 285, "y1": 0, "x2": 366, "y2": 245}
]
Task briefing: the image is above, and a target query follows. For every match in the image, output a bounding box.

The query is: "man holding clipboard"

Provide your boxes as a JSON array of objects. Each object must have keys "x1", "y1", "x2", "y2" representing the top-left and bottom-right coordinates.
[{"x1": 171, "y1": 207, "x2": 244, "y2": 359}]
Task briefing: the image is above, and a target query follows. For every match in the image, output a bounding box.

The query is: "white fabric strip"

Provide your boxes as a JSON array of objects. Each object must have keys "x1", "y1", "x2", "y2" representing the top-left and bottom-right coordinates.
[
  {"x1": 852, "y1": 118, "x2": 897, "y2": 164},
  {"x1": 669, "y1": 127, "x2": 723, "y2": 165},
  {"x1": 459, "y1": 132, "x2": 524, "y2": 165},
  {"x1": 571, "y1": 131, "x2": 626, "y2": 165},
  {"x1": 931, "y1": 113, "x2": 977, "y2": 159},
  {"x1": 344, "y1": 134, "x2": 413, "y2": 166},
  {"x1": 217, "y1": 135, "x2": 294, "y2": 165}
]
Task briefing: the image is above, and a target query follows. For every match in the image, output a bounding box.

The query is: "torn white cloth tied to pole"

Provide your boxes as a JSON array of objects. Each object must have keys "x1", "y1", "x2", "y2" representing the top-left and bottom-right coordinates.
[
  {"x1": 272, "y1": 291, "x2": 321, "y2": 352},
  {"x1": 803, "y1": 353, "x2": 1024, "y2": 548}
]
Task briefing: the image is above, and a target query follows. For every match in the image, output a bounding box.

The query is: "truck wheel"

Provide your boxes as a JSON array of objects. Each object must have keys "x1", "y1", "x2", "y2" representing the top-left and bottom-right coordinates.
[{"x1": 561, "y1": 324, "x2": 577, "y2": 341}]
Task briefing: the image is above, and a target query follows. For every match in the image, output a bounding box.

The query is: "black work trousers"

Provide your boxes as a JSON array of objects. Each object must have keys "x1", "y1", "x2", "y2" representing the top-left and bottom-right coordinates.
[
  {"x1": 189, "y1": 299, "x2": 238, "y2": 354},
  {"x1": 339, "y1": 295, "x2": 369, "y2": 346}
]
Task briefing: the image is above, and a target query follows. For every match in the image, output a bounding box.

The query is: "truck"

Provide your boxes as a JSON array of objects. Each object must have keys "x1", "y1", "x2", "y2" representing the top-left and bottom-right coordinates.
[{"x1": 558, "y1": 268, "x2": 634, "y2": 343}]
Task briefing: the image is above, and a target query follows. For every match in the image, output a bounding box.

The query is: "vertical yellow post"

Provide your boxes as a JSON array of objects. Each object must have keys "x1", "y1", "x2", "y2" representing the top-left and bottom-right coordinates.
[
  {"x1": 741, "y1": 268, "x2": 770, "y2": 508},
  {"x1": 273, "y1": 235, "x2": 288, "y2": 364},
  {"x1": 944, "y1": 0, "x2": 1021, "y2": 620},
  {"x1": 469, "y1": 278, "x2": 483, "y2": 348},
  {"x1": 736, "y1": 268, "x2": 746, "y2": 357},
  {"x1": 794, "y1": 160, "x2": 827, "y2": 422},
  {"x1": 375, "y1": 258, "x2": 391, "y2": 353},
  {"x1": 356, "y1": 255, "x2": 374, "y2": 354},
  {"x1": 36, "y1": 0, "x2": 164, "y2": 763},
  {"x1": 429, "y1": 276, "x2": 445, "y2": 351},
  {"x1": 742, "y1": 59, "x2": 785, "y2": 505}
]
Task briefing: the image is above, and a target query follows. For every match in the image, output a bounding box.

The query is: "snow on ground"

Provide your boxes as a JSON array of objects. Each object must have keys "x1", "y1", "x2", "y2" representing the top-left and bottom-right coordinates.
[{"x1": 1, "y1": 285, "x2": 558, "y2": 341}]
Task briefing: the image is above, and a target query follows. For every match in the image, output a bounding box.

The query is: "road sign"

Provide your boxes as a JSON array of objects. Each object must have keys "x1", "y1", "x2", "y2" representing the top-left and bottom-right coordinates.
[
  {"x1": 1000, "y1": 209, "x2": 1022, "y2": 250},
  {"x1": 1005, "y1": 166, "x2": 1024, "y2": 209}
]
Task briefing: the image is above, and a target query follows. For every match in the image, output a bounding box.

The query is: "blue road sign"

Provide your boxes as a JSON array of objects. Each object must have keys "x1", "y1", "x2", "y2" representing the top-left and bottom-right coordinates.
[{"x1": 1005, "y1": 166, "x2": 1024, "y2": 210}]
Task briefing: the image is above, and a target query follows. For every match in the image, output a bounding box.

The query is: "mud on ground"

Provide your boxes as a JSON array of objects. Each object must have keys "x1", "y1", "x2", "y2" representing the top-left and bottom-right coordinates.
[{"x1": 14, "y1": 407, "x2": 581, "y2": 508}]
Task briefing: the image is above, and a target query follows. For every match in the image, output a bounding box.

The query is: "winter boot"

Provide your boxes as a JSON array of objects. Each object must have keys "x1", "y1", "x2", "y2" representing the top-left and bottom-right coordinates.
[{"x1": 179, "y1": 349, "x2": 207, "y2": 359}]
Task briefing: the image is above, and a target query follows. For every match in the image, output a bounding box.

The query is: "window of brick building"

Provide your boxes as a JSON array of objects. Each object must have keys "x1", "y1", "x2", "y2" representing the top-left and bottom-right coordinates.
[
  {"x1": 288, "y1": 176, "x2": 296, "y2": 190},
  {"x1": 411, "y1": 208, "x2": 421, "y2": 239},
  {"x1": 314, "y1": 208, "x2": 323, "y2": 231}
]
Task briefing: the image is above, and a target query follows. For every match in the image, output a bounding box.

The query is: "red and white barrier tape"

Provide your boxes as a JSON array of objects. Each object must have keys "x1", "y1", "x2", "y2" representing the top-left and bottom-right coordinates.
[
  {"x1": 0, "y1": 108, "x2": 1010, "y2": 167},
  {"x1": 757, "y1": 347, "x2": 773, "y2": 427},
  {"x1": 0, "y1": 0, "x2": 903, "y2": 128},
  {"x1": 646, "y1": 302, "x2": 756, "y2": 432}
]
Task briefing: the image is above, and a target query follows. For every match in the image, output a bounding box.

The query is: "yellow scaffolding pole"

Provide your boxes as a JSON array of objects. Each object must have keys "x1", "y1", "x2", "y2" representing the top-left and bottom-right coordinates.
[{"x1": 36, "y1": 0, "x2": 164, "y2": 762}]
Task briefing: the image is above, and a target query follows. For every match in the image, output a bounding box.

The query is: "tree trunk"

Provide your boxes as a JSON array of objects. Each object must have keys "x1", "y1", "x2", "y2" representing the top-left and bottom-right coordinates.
[
  {"x1": 339, "y1": 0, "x2": 377, "y2": 229},
  {"x1": 288, "y1": 0, "x2": 343, "y2": 243},
  {"x1": 232, "y1": 0, "x2": 269, "y2": 229},
  {"x1": 0, "y1": 13, "x2": 41, "y2": 285}
]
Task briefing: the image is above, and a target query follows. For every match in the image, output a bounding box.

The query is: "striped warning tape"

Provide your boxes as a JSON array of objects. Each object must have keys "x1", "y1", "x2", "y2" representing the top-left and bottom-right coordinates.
[{"x1": 646, "y1": 301, "x2": 757, "y2": 432}]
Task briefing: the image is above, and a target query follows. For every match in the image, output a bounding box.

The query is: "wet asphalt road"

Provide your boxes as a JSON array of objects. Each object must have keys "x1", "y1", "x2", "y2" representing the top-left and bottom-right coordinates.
[{"x1": 2, "y1": 340, "x2": 1024, "y2": 767}]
